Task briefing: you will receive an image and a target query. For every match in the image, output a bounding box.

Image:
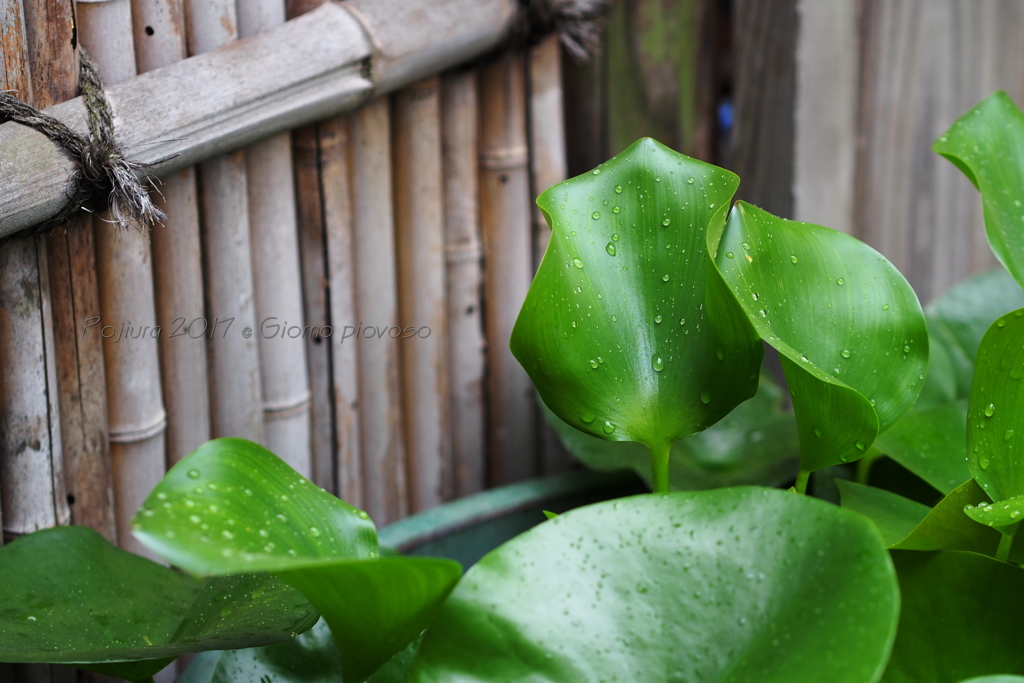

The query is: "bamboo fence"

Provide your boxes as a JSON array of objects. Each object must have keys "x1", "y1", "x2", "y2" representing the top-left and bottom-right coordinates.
[{"x1": 3, "y1": 8, "x2": 1022, "y2": 682}]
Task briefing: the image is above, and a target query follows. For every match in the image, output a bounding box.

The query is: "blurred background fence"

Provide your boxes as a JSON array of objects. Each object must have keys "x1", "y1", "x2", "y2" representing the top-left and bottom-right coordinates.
[{"x1": 2, "y1": 1, "x2": 1023, "y2": 678}]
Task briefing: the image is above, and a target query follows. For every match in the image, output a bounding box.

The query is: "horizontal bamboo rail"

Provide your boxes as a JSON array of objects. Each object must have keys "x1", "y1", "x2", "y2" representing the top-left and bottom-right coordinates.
[{"x1": 0, "y1": 0, "x2": 518, "y2": 238}]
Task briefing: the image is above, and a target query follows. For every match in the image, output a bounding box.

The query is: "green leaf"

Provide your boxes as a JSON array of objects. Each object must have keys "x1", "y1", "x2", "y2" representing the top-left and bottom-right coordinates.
[
  {"x1": 935, "y1": 92, "x2": 1024, "y2": 289},
  {"x1": 542, "y1": 373, "x2": 799, "y2": 490},
  {"x1": 715, "y1": 202, "x2": 928, "y2": 474},
  {"x1": 883, "y1": 551, "x2": 1024, "y2": 682},
  {"x1": 133, "y1": 439, "x2": 462, "y2": 683},
  {"x1": 182, "y1": 621, "x2": 419, "y2": 683},
  {"x1": 913, "y1": 329, "x2": 958, "y2": 409},
  {"x1": 926, "y1": 269, "x2": 1024, "y2": 398},
  {"x1": 411, "y1": 488, "x2": 899, "y2": 683},
  {"x1": 511, "y1": 139, "x2": 762, "y2": 477},
  {"x1": 963, "y1": 494, "x2": 1024, "y2": 530},
  {"x1": 956, "y1": 678, "x2": 1024, "y2": 683},
  {"x1": 893, "y1": 480, "x2": 1000, "y2": 554},
  {"x1": 836, "y1": 480, "x2": 930, "y2": 546},
  {"x1": 968, "y1": 310, "x2": 1024, "y2": 503},
  {"x1": 0, "y1": 526, "x2": 317, "y2": 682},
  {"x1": 873, "y1": 401, "x2": 969, "y2": 495}
]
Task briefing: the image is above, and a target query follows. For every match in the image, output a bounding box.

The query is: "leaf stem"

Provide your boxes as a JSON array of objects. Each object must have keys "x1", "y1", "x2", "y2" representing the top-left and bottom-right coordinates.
[
  {"x1": 997, "y1": 525, "x2": 1018, "y2": 563},
  {"x1": 794, "y1": 469, "x2": 810, "y2": 495},
  {"x1": 649, "y1": 441, "x2": 672, "y2": 494}
]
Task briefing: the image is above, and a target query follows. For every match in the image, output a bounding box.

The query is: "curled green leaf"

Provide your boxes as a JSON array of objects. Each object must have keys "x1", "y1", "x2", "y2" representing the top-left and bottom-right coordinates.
[
  {"x1": 715, "y1": 202, "x2": 928, "y2": 476},
  {"x1": 511, "y1": 139, "x2": 762, "y2": 489}
]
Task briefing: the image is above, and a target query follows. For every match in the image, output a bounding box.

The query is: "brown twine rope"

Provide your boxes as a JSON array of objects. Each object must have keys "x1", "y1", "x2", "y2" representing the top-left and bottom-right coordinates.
[
  {"x1": 0, "y1": 48, "x2": 166, "y2": 237},
  {"x1": 515, "y1": 0, "x2": 612, "y2": 61}
]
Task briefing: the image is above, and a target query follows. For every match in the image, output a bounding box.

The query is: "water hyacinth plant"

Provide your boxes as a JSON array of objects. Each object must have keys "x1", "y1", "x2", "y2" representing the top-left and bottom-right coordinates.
[{"x1": 3, "y1": 92, "x2": 1024, "y2": 682}]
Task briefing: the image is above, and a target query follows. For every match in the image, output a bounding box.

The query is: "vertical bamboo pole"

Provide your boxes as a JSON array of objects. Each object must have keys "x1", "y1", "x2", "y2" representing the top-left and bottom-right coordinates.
[
  {"x1": 350, "y1": 97, "x2": 408, "y2": 524},
  {"x1": 28, "y1": 0, "x2": 115, "y2": 542},
  {"x1": 291, "y1": 125, "x2": 336, "y2": 493},
  {"x1": 527, "y1": 35, "x2": 573, "y2": 475},
  {"x1": 238, "y1": 0, "x2": 312, "y2": 477},
  {"x1": 0, "y1": 0, "x2": 68, "y2": 551},
  {"x1": 479, "y1": 51, "x2": 537, "y2": 485},
  {"x1": 184, "y1": 0, "x2": 263, "y2": 443},
  {"x1": 286, "y1": 0, "x2": 361, "y2": 500},
  {"x1": 393, "y1": 77, "x2": 450, "y2": 512},
  {"x1": 321, "y1": 118, "x2": 364, "y2": 506},
  {"x1": 1, "y1": 4, "x2": 73, "y2": 682},
  {"x1": 440, "y1": 70, "x2": 486, "y2": 498},
  {"x1": 76, "y1": 0, "x2": 167, "y2": 558},
  {"x1": 130, "y1": 0, "x2": 210, "y2": 465}
]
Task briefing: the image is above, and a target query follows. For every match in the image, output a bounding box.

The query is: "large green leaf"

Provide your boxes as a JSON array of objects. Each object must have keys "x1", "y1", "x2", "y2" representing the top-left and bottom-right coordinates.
[
  {"x1": 511, "y1": 138, "x2": 762, "y2": 488},
  {"x1": 926, "y1": 269, "x2": 1024, "y2": 398},
  {"x1": 883, "y1": 551, "x2": 1024, "y2": 682},
  {"x1": 957, "y1": 678, "x2": 1024, "y2": 683},
  {"x1": 543, "y1": 373, "x2": 799, "y2": 490},
  {"x1": 715, "y1": 202, "x2": 928, "y2": 476},
  {"x1": 0, "y1": 526, "x2": 317, "y2": 682},
  {"x1": 893, "y1": 480, "x2": 999, "y2": 554},
  {"x1": 177, "y1": 621, "x2": 419, "y2": 683},
  {"x1": 873, "y1": 401, "x2": 969, "y2": 495},
  {"x1": 133, "y1": 439, "x2": 462, "y2": 683},
  {"x1": 410, "y1": 488, "x2": 899, "y2": 683},
  {"x1": 967, "y1": 310, "x2": 1024, "y2": 504},
  {"x1": 836, "y1": 480, "x2": 930, "y2": 546},
  {"x1": 935, "y1": 92, "x2": 1024, "y2": 289}
]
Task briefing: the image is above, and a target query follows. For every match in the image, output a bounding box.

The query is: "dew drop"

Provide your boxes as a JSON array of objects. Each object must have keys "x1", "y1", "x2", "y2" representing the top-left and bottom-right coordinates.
[
  {"x1": 985, "y1": 403, "x2": 996, "y2": 417},
  {"x1": 662, "y1": 218, "x2": 671, "y2": 227},
  {"x1": 840, "y1": 349, "x2": 851, "y2": 359},
  {"x1": 836, "y1": 278, "x2": 845, "y2": 286},
  {"x1": 726, "y1": 252, "x2": 735, "y2": 259},
  {"x1": 309, "y1": 527, "x2": 321, "y2": 538},
  {"x1": 790, "y1": 255, "x2": 798, "y2": 264},
  {"x1": 589, "y1": 359, "x2": 599, "y2": 369},
  {"x1": 612, "y1": 233, "x2": 620, "y2": 242},
  {"x1": 592, "y1": 211, "x2": 601, "y2": 220},
  {"x1": 652, "y1": 355, "x2": 664, "y2": 372},
  {"x1": 581, "y1": 413, "x2": 596, "y2": 424},
  {"x1": 687, "y1": 177, "x2": 695, "y2": 184},
  {"x1": 614, "y1": 184, "x2": 623, "y2": 193},
  {"x1": 654, "y1": 315, "x2": 663, "y2": 324},
  {"x1": 700, "y1": 389, "x2": 711, "y2": 404},
  {"x1": 605, "y1": 242, "x2": 617, "y2": 256},
  {"x1": 613, "y1": 206, "x2": 621, "y2": 214},
  {"x1": 187, "y1": 469, "x2": 200, "y2": 480},
  {"x1": 572, "y1": 258, "x2": 584, "y2": 269},
  {"x1": 603, "y1": 421, "x2": 616, "y2": 434},
  {"x1": 980, "y1": 455, "x2": 991, "y2": 470},
  {"x1": 1005, "y1": 429, "x2": 1015, "y2": 442}
]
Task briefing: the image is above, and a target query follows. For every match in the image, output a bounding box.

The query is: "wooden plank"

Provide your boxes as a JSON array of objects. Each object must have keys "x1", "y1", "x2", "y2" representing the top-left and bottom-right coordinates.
[
  {"x1": 527, "y1": 35, "x2": 572, "y2": 475},
  {"x1": 393, "y1": 77, "x2": 450, "y2": 512},
  {"x1": 793, "y1": 0, "x2": 858, "y2": 233},
  {"x1": 77, "y1": 0, "x2": 167, "y2": 558},
  {"x1": 239, "y1": 0, "x2": 313, "y2": 476},
  {"x1": 320, "y1": 117, "x2": 364, "y2": 506},
  {"x1": 350, "y1": 97, "x2": 408, "y2": 524},
  {"x1": 605, "y1": 0, "x2": 718, "y2": 160},
  {"x1": 133, "y1": 0, "x2": 211, "y2": 466},
  {"x1": 855, "y1": 0, "x2": 1024, "y2": 304},
  {"x1": 729, "y1": 0, "x2": 798, "y2": 217},
  {"x1": 562, "y1": 37, "x2": 607, "y2": 177},
  {"x1": 479, "y1": 51, "x2": 537, "y2": 485},
  {"x1": 441, "y1": 69, "x2": 486, "y2": 498},
  {"x1": 0, "y1": 0, "x2": 520, "y2": 238}
]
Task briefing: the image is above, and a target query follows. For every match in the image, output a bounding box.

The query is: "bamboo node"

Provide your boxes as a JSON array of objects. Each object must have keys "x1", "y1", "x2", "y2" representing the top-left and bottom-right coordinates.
[
  {"x1": 480, "y1": 145, "x2": 529, "y2": 170},
  {"x1": 0, "y1": 48, "x2": 167, "y2": 237}
]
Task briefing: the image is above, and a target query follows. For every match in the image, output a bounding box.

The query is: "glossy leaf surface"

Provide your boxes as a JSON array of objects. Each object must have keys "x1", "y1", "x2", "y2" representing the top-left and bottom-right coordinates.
[
  {"x1": 883, "y1": 551, "x2": 1024, "y2": 682},
  {"x1": 133, "y1": 439, "x2": 460, "y2": 682},
  {"x1": 968, "y1": 310, "x2": 1024, "y2": 502},
  {"x1": 411, "y1": 488, "x2": 898, "y2": 683},
  {"x1": 132, "y1": 438, "x2": 377, "y2": 573},
  {"x1": 511, "y1": 138, "x2": 761, "y2": 451},
  {"x1": 715, "y1": 202, "x2": 928, "y2": 472},
  {"x1": 935, "y1": 92, "x2": 1024, "y2": 288},
  {"x1": 542, "y1": 374, "x2": 799, "y2": 490},
  {"x1": 957, "y1": 677, "x2": 1024, "y2": 683},
  {"x1": 0, "y1": 526, "x2": 317, "y2": 682},
  {"x1": 893, "y1": 480, "x2": 1001, "y2": 554},
  {"x1": 873, "y1": 401, "x2": 969, "y2": 495},
  {"x1": 926, "y1": 269, "x2": 1024, "y2": 398},
  {"x1": 836, "y1": 480, "x2": 929, "y2": 546}
]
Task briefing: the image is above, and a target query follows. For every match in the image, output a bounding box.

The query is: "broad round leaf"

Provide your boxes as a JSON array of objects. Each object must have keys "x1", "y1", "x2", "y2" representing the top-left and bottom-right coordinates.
[
  {"x1": 968, "y1": 310, "x2": 1024, "y2": 502},
  {"x1": 0, "y1": 527, "x2": 317, "y2": 682},
  {"x1": 132, "y1": 438, "x2": 378, "y2": 573},
  {"x1": 411, "y1": 488, "x2": 899, "y2": 683},
  {"x1": 132, "y1": 438, "x2": 459, "y2": 683},
  {"x1": 542, "y1": 373, "x2": 799, "y2": 490},
  {"x1": 715, "y1": 202, "x2": 928, "y2": 472},
  {"x1": 511, "y1": 138, "x2": 761, "y2": 450},
  {"x1": 934, "y1": 92, "x2": 1024, "y2": 289},
  {"x1": 883, "y1": 551, "x2": 1024, "y2": 682}
]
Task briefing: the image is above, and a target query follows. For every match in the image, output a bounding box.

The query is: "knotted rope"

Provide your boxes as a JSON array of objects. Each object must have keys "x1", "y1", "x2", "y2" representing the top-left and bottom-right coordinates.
[
  {"x1": 0, "y1": 48, "x2": 165, "y2": 237},
  {"x1": 516, "y1": 0, "x2": 611, "y2": 61}
]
